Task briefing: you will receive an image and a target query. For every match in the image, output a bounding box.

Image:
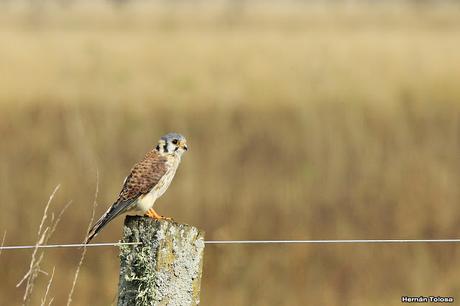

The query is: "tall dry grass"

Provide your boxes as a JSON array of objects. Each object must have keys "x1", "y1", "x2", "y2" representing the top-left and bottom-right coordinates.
[{"x1": 1, "y1": 1, "x2": 460, "y2": 305}]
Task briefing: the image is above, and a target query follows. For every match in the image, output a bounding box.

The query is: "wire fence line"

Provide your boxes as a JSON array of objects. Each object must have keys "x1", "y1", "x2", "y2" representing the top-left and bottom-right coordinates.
[
  {"x1": 3, "y1": 239, "x2": 460, "y2": 250},
  {"x1": 0, "y1": 242, "x2": 141, "y2": 250},
  {"x1": 204, "y1": 239, "x2": 460, "y2": 244}
]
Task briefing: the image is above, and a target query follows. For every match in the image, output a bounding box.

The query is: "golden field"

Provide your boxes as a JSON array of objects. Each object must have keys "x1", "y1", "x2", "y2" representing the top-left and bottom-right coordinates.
[{"x1": 1, "y1": 1, "x2": 460, "y2": 305}]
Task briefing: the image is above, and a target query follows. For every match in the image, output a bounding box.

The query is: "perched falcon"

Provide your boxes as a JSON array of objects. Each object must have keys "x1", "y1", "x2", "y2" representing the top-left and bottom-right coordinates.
[{"x1": 85, "y1": 132, "x2": 188, "y2": 244}]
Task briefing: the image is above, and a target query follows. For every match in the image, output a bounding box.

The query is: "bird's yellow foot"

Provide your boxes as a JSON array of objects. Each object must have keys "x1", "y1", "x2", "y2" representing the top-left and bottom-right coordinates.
[{"x1": 145, "y1": 208, "x2": 173, "y2": 221}]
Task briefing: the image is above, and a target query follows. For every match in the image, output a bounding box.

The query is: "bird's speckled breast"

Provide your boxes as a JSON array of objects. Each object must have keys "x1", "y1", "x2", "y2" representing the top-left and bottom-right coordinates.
[{"x1": 134, "y1": 155, "x2": 181, "y2": 213}]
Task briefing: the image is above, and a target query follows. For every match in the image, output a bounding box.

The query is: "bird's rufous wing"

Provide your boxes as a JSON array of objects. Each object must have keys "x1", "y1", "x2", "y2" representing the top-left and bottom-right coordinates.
[{"x1": 85, "y1": 150, "x2": 168, "y2": 243}]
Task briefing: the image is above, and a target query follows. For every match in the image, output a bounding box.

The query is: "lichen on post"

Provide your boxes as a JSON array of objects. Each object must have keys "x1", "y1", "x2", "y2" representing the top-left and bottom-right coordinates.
[{"x1": 117, "y1": 216, "x2": 205, "y2": 306}]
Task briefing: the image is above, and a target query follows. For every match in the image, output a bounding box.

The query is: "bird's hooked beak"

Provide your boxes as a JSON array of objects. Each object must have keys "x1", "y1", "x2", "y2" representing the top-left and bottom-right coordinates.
[{"x1": 179, "y1": 140, "x2": 188, "y2": 151}]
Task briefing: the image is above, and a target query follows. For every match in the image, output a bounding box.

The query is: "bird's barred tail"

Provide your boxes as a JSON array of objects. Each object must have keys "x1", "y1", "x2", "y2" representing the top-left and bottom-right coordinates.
[
  {"x1": 85, "y1": 213, "x2": 110, "y2": 244},
  {"x1": 85, "y1": 200, "x2": 132, "y2": 244}
]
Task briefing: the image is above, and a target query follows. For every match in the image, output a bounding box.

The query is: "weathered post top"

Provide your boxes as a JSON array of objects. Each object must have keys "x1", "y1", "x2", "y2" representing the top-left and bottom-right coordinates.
[{"x1": 118, "y1": 216, "x2": 205, "y2": 306}]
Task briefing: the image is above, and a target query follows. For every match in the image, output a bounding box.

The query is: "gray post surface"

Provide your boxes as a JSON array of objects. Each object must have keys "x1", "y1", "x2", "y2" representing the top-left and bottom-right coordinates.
[{"x1": 117, "y1": 216, "x2": 205, "y2": 306}]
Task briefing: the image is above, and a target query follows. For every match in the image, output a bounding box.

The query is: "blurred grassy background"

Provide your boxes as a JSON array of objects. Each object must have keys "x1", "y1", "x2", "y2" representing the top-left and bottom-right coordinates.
[{"x1": 1, "y1": 1, "x2": 460, "y2": 305}]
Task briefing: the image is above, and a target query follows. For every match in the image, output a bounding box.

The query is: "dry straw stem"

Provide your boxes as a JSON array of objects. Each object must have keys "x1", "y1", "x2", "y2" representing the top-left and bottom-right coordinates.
[
  {"x1": 66, "y1": 171, "x2": 99, "y2": 306},
  {"x1": 40, "y1": 266, "x2": 55, "y2": 306},
  {"x1": 16, "y1": 185, "x2": 72, "y2": 306},
  {"x1": 0, "y1": 230, "x2": 6, "y2": 258},
  {"x1": 17, "y1": 185, "x2": 60, "y2": 304}
]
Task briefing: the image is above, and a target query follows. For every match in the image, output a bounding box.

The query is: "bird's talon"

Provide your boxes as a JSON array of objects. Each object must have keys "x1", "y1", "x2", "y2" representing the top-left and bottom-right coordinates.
[{"x1": 145, "y1": 208, "x2": 172, "y2": 221}]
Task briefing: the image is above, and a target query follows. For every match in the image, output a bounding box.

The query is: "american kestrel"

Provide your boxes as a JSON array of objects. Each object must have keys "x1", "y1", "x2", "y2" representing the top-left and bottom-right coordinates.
[{"x1": 85, "y1": 132, "x2": 188, "y2": 244}]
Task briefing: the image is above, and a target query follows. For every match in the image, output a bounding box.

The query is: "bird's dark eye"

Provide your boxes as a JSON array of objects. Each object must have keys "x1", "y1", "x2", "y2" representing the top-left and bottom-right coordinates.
[{"x1": 172, "y1": 139, "x2": 178, "y2": 145}]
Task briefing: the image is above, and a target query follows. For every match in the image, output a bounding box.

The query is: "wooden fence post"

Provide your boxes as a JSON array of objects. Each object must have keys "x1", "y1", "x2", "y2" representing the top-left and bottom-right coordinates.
[{"x1": 117, "y1": 216, "x2": 205, "y2": 306}]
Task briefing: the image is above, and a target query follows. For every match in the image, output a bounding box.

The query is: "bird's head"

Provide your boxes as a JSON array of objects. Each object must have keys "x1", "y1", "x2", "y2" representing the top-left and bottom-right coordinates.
[{"x1": 156, "y1": 132, "x2": 188, "y2": 157}]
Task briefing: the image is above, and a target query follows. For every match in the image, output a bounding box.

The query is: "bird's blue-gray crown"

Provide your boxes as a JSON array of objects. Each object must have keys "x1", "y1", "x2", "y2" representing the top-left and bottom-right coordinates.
[
  {"x1": 157, "y1": 132, "x2": 188, "y2": 155},
  {"x1": 161, "y1": 132, "x2": 186, "y2": 142}
]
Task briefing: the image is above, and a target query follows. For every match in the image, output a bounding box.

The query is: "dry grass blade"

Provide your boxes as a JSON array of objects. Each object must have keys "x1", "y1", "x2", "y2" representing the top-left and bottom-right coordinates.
[
  {"x1": 17, "y1": 185, "x2": 60, "y2": 305},
  {"x1": 15, "y1": 185, "x2": 72, "y2": 306},
  {"x1": 109, "y1": 293, "x2": 118, "y2": 306},
  {"x1": 40, "y1": 266, "x2": 55, "y2": 306},
  {"x1": 66, "y1": 171, "x2": 99, "y2": 306},
  {"x1": 0, "y1": 230, "x2": 6, "y2": 258},
  {"x1": 37, "y1": 186, "x2": 59, "y2": 241}
]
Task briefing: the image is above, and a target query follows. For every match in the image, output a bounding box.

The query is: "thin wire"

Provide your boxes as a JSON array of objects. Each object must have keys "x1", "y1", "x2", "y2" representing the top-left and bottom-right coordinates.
[
  {"x1": 2, "y1": 239, "x2": 460, "y2": 250},
  {"x1": 0, "y1": 242, "x2": 141, "y2": 250},
  {"x1": 204, "y1": 239, "x2": 460, "y2": 244}
]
